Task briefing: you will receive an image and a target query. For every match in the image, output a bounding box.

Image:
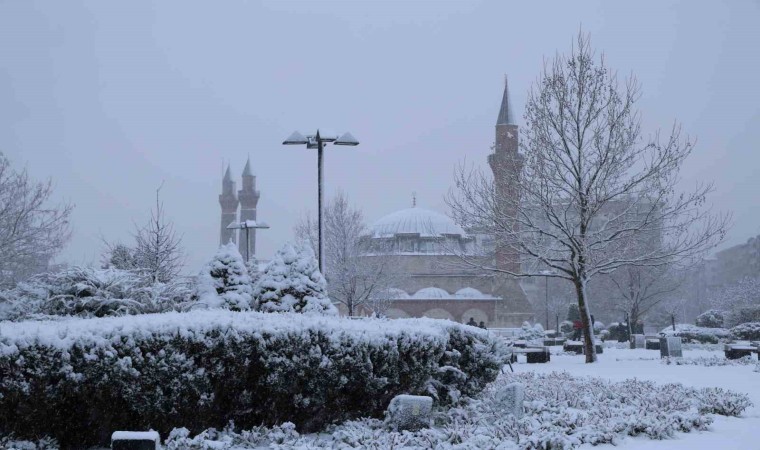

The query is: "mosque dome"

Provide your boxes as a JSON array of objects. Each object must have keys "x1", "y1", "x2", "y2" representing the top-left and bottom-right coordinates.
[
  {"x1": 370, "y1": 208, "x2": 466, "y2": 238},
  {"x1": 413, "y1": 287, "x2": 450, "y2": 299}
]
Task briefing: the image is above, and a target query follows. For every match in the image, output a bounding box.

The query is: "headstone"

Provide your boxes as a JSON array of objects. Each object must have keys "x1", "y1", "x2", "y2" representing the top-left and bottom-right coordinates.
[
  {"x1": 386, "y1": 395, "x2": 433, "y2": 431},
  {"x1": 645, "y1": 339, "x2": 660, "y2": 350},
  {"x1": 111, "y1": 431, "x2": 160, "y2": 450},
  {"x1": 724, "y1": 344, "x2": 755, "y2": 360},
  {"x1": 563, "y1": 340, "x2": 584, "y2": 354},
  {"x1": 630, "y1": 334, "x2": 646, "y2": 349},
  {"x1": 526, "y1": 347, "x2": 550, "y2": 363},
  {"x1": 660, "y1": 337, "x2": 683, "y2": 358},
  {"x1": 494, "y1": 382, "x2": 524, "y2": 418}
]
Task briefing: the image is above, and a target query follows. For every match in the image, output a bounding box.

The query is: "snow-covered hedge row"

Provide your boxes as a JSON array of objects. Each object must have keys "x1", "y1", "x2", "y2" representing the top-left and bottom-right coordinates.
[
  {"x1": 160, "y1": 371, "x2": 752, "y2": 449},
  {"x1": 660, "y1": 324, "x2": 730, "y2": 344},
  {"x1": 662, "y1": 355, "x2": 757, "y2": 367},
  {"x1": 0, "y1": 310, "x2": 503, "y2": 447},
  {"x1": 729, "y1": 322, "x2": 760, "y2": 340}
]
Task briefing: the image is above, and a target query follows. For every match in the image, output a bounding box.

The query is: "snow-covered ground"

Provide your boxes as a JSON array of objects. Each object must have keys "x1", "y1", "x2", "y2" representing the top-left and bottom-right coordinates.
[{"x1": 517, "y1": 347, "x2": 759, "y2": 450}]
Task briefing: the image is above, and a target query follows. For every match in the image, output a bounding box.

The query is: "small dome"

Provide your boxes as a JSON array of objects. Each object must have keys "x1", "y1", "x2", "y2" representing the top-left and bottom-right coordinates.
[
  {"x1": 370, "y1": 208, "x2": 466, "y2": 238},
  {"x1": 386, "y1": 288, "x2": 410, "y2": 299},
  {"x1": 413, "y1": 287, "x2": 450, "y2": 299},
  {"x1": 455, "y1": 287, "x2": 484, "y2": 298}
]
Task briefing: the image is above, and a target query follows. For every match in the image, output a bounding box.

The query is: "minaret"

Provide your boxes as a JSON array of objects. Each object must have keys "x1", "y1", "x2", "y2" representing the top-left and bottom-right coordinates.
[
  {"x1": 238, "y1": 156, "x2": 261, "y2": 258},
  {"x1": 219, "y1": 164, "x2": 239, "y2": 245},
  {"x1": 488, "y1": 76, "x2": 522, "y2": 274}
]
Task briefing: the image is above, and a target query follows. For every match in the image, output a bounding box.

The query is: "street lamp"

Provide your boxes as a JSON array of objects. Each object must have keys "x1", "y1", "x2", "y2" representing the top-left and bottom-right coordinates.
[
  {"x1": 226, "y1": 219, "x2": 270, "y2": 262},
  {"x1": 283, "y1": 130, "x2": 359, "y2": 273},
  {"x1": 539, "y1": 269, "x2": 557, "y2": 330}
]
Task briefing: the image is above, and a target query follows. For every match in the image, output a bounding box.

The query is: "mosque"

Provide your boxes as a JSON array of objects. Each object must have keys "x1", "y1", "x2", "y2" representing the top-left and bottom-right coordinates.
[{"x1": 218, "y1": 79, "x2": 534, "y2": 327}]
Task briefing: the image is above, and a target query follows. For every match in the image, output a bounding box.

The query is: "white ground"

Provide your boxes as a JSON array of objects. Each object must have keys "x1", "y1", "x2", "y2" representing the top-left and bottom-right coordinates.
[{"x1": 514, "y1": 347, "x2": 759, "y2": 449}]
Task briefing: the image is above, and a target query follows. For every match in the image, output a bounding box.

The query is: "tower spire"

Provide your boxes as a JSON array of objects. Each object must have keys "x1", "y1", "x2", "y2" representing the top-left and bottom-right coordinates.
[
  {"x1": 242, "y1": 155, "x2": 252, "y2": 177},
  {"x1": 496, "y1": 75, "x2": 515, "y2": 126}
]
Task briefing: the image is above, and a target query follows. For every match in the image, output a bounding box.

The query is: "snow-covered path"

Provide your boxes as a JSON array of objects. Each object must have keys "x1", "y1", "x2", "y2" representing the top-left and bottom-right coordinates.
[{"x1": 515, "y1": 348, "x2": 760, "y2": 450}]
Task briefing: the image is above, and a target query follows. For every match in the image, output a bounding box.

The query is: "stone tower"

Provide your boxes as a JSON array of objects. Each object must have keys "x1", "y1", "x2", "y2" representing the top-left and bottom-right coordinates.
[
  {"x1": 488, "y1": 77, "x2": 534, "y2": 326},
  {"x1": 238, "y1": 157, "x2": 261, "y2": 259},
  {"x1": 488, "y1": 76, "x2": 523, "y2": 275},
  {"x1": 219, "y1": 164, "x2": 238, "y2": 245}
]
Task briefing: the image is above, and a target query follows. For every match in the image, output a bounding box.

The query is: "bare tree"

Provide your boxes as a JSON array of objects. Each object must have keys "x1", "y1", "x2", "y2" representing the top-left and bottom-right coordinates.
[
  {"x1": 133, "y1": 184, "x2": 184, "y2": 283},
  {"x1": 295, "y1": 191, "x2": 404, "y2": 316},
  {"x1": 0, "y1": 153, "x2": 73, "y2": 286},
  {"x1": 447, "y1": 32, "x2": 728, "y2": 362},
  {"x1": 605, "y1": 264, "x2": 683, "y2": 327}
]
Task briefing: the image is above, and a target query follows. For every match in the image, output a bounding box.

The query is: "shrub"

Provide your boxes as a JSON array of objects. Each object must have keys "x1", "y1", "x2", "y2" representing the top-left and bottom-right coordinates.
[
  {"x1": 696, "y1": 309, "x2": 725, "y2": 328},
  {"x1": 195, "y1": 243, "x2": 253, "y2": 310},
  {"x1": 725, "y1": 305, "x2": 760, "y2": 328},
  {"x1": 606, "y1": 322, "x2": 629, "y2": 342},
  {"x1": 729, "y1": 322, "x2": 760, "y2": 341},
  {"x1": 517, "y1": 321, "x2": 545, "y2": 341},
  {"x1": 253, "y1": 243, "x2": 335, "y2": 315},
  {"x1": 0, "y1": 310, "x2": 503, "y2": 447},
  {"x1": 660, "y1": 324, "x2": 730, "y2": 344},
  {"x1": 559, "y1": 320, "x2": 574, "y2": 334},
  {"x1": 0, "y1": 267, "x2": 192, "y2": 320}
]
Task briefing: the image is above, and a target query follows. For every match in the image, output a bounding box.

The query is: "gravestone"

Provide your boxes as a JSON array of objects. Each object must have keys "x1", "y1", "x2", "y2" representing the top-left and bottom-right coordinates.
[
  {"x1": 724, "y1": 344, "x2": 755, "y2": 360},
  {"x1": 645, "y1": 339, "x2": 661, "y2": 350},
  {"x1": 660, "y1": 337, "x2": 683, "y2": 358},
  {"x1": 631, "y1": 334, "x2": 646, "y2": 349},
  {"x1": 563, "y1": 341, "x2": 603, "y2": 355},
  {"x1": 111, "y1": 431, "x2": 160, "y2": 450},
  {"x1": 386, "y1": 395, "x2": 433, "y2": 431},
  {"x1": 526, "y1": 347, "x2": 550, "y2": 363},
  {"x1": 494, "y1": 382, "x2": 524, "y2": 418}
]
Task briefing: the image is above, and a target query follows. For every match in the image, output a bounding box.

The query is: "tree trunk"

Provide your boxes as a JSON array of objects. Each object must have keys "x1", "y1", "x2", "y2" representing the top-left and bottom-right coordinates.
[{"x1": 575, "y1": 277, "x2": 597, "y2": 363}]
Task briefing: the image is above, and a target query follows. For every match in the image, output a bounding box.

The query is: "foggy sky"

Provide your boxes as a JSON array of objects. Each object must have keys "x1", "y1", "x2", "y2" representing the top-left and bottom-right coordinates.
[{"x1": 1, "y1": 0, "x2": 759, "y2": 272}]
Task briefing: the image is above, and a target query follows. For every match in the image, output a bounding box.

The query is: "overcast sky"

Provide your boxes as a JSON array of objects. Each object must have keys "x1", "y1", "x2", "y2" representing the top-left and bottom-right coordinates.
[{"x1": 2, "y1": 0, "x2": 759, "y2": 272}]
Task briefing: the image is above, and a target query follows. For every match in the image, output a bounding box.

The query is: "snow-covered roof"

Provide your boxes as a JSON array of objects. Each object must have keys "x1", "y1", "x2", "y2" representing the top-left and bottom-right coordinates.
[
  {"x1": 413, "y1": 287, "x2": 450, "y2": 299},
  {"x1": 370, "y1": 208, "x2": 467, "y2": 238}
]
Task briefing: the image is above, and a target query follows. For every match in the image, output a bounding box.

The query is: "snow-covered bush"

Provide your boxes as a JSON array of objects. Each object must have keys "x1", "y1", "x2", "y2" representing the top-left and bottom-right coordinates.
[
  {"x1": 0, "y1": 310, "x2": 502, "y2": 447},
  {"x1": 606, "y1": 322, "x2": 629, "y2": 342},
  {"x1": 729, "y1": 322, "x2": 760, "y2": 341},
  {"x1": 0, "y1": 267, "x2": 192, "y2": 320},
  {"x1": 726, "y1": 305, "x2": 760, "y2": 328},
  {"x1": 253, "y1": 243, "x2": 335, "y2": 315},
  {"x1": 559, "y1": 320, "x2": 573, "y2": 334},
  {"x1": 0, "y1": 435, "x2": 58, "y2": 450},
  {"x1": 162, "y1": 371, "x2": 751, "y2": 449},
  {"x1": 662, "y1": 355, "x2": 756, "y2": 367},
  {"x1": 695, "y1": 309, "x2": 725, "y2": 328},
  {"x1": 517, "y1": 321, "x2": 545, "y2": 342},
  {"x1": 593, "y1": 320, "x2": 605, "y2": 331},
  {"x1": 660, "y1": 324, "x2": 730, "y2": 344},
  {"x1": 196, "y1": 243, "x2": 253, "y2": 310}
]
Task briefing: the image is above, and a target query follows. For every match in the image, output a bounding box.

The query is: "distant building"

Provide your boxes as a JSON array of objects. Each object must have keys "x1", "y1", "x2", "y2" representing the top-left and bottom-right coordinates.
[{"x1": 358, "y1": 79, "x2": 534, "y2": 328}]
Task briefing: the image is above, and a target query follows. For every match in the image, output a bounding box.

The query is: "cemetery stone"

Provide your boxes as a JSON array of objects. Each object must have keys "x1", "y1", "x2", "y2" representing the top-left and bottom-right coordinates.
[
  {"x1": 659, "y1": 336, "x2": 683, "y2": 358},
  {"x1": 386, "y1": 395, "x2": 433, "y2": 431}
]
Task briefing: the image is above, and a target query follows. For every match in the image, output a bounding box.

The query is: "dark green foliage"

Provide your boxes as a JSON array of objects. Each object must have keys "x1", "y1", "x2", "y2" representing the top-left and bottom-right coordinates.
[
  {"x1": 0, "y1": 315, "x2": 502, "y2": 448},
  {"x1": 566, "y1": 304, "x2": 580, "y2": 322}
]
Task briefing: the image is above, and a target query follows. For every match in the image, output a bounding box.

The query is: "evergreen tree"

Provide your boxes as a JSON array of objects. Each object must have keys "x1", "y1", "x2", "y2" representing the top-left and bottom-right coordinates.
[
  {"x1": 197, "y1": 242, "x2": 252, "y2": 310},
  {"x1": 254, "y1": 243, "x2": 336, "y2": 315},
  {"x1": 567, "y1": 304, "x2": 581, "y2": 322}
]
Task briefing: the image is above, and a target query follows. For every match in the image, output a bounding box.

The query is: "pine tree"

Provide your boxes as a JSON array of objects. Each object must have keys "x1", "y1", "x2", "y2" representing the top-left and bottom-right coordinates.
[
  {"x1": 198, "y1": 242, "x2": 252, "y2": 310},
  {"x1": 253, "y1": 243, "x2": 336, "y2": 315}
]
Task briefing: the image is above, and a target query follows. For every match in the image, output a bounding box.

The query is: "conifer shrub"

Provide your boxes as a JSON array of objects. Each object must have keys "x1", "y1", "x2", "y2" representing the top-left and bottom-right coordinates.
[{"x1": 0, "y1": 310, "x2": 503, "y2": 447}]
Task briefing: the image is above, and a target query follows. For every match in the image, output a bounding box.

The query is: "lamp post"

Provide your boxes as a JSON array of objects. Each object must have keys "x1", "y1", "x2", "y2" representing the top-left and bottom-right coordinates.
[
  {"x1": 226, "y1": 219, "x2": 270, "y2": 262},
  {"x1": 283, "y1": 130, "x2": 359, "y2": 273},
  {"x1": 539, "y1": 269, "x2": 556, "y2": 330}
]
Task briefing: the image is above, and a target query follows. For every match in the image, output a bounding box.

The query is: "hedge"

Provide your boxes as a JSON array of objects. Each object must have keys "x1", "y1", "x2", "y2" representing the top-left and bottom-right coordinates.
[{"x1": 0, "y1": 310, "x2": 503, "y2": 448}]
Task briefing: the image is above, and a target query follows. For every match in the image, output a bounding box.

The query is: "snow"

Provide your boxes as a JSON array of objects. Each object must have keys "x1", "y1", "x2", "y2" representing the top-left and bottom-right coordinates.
[
  {"x1": 403, "y1": 286, "x2": 498, "y2": 300},
  {"x1": 111, "y1": 430, "x2": 160, "y2": 441},
  {"x1": 523, "y1": 347, "x2": 760, "y2": 450},
  {"x1": 0, "y1": 308, "x2": 481, "y2": 356},
  {"x1": 370, "y1": 207, "x2": 467, "y2": 238}
]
